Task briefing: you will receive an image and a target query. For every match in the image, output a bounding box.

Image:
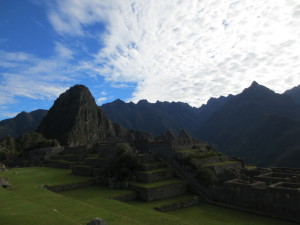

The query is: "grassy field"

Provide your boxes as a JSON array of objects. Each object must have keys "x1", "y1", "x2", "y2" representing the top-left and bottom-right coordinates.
[
  {"x1": 166, "y1": 204, "x2": 297, "y2": 225},
  {"x1": 0, "y1": 167, "x2": 297, "y2": 225},
  {"x1": 0, "y1": 167, "x2": 188, "y2": 225},
  {"x1": 64, "y1": 187, "x2": 297, "y2": 225}
]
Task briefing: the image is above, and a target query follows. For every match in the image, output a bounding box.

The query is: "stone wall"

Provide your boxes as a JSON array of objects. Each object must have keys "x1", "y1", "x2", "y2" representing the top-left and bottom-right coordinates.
[
  {"x1": 130, "y1": 182, "x2": 187, "y2": 202},
  {"x1": 136, "y1": 169, "x2": 174, "y2": 183},
  {"x1": 217, "y1": 179, "x2": 300, "y2": 222},
  {"x1": 93, "y1": 142, "x2": 119, "y2": 157},
  {"x1": 63, "y1": 145, "x2": 92, "y2": 155},
  {"x1": 189, "y1": 156, "x2": 229, "y2": 167},
  {"x1": 255, "y1": 172, "x2": 299, "y2": 185},
  {"x1": 45, "y1": 181, "x2": 94, "y2": 192},
  {"x1": 84, "y1": 158, "x2": 108, "y2": 168}
]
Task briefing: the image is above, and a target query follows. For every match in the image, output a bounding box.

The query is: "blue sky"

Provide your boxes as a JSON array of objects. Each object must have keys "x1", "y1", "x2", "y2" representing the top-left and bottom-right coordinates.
[{"x1": 1, "y1": 0, "x2": 300, "y2": 120}]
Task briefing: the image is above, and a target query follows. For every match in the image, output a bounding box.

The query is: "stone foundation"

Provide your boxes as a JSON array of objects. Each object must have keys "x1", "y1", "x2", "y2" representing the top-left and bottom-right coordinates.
[
  {"x1": 136, "y1": 169, "x2": 174, "y2": 183},
  {"x1": 84, "y1": 158, "x2": 108, "y2": 168},
  {"x1": 130, "y1": 181, "x2": 187, "y2": 202},
  {"x1": 45, "y1": 181, "x2": 94, "y2": 192}
]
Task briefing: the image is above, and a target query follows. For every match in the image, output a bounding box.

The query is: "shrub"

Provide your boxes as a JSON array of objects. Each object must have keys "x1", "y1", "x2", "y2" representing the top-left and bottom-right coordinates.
[
  {"x1": 109, "y1": 143, "x2": 140, "y2": 181},
  {"x1": 17, "y1": 132, "x2": 59, "y2": 151}
]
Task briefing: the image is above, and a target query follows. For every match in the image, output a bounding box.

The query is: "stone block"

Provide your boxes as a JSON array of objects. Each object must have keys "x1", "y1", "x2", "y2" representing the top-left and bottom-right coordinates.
[
  {"x1": 129, "y1": 180, "x2": 187, "y2": 201},
  {"x1": 84, "y1": 158, "x2": 108, "y2": 168},
  {"x1": 136, "y1": 169, "x2": 174, "y2": 183}
]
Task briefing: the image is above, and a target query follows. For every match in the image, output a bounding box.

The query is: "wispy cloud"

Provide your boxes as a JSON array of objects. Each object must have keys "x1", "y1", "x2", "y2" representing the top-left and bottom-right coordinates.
[
  {"x1": 96, "y1": 97, "x2": 107, "y2": 104},
  {"x1": 55, "y1": 42, "x2": 73, "y2": 59},
  {"x1": 0, "y1": 110, "x2": 18, "y2": 120},
  {"x1": 0, "y1": 50, "x2": 75, "y2": 107},
  {"x1": 47, "y1": 0, "x2": 300, "y2": 106}
]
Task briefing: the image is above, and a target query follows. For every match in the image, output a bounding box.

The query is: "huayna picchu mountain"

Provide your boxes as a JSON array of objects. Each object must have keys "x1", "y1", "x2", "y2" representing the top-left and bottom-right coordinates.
[{"x1": 37, "y1": 85, "x2": 118, "y2": 147}]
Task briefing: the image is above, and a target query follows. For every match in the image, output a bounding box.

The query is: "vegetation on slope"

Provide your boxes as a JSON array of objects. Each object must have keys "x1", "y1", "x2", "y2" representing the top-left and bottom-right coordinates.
[{"x1": 0, "y1": 132, "x2": 59, "y2": 161}]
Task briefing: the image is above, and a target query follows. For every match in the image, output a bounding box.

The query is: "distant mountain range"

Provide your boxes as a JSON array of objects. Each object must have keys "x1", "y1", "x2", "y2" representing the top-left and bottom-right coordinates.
[
  {"x1": 1, "y1": 82, "x2": 300, "y2": 167},
  {"x1": 197, "y1": 82, "x2": 300, "y2": 167},
  {"x1": 284, "y1": 84, "x2": 300, "y2": 104},
  {"x1": 0, "y1": 110, "x2": 47, "y2": 139}
]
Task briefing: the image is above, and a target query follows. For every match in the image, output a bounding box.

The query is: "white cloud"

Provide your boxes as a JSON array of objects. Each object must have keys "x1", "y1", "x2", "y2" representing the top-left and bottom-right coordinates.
[
  {"x1": 55, "y1": 42, "x2": 73, "y2": 59},
  {"x1": 41, "y1": 0, "x2": 300, "y2": 105},
  {"x1": 47, "y1": 0, "x2": 109, "y2": 36},
  {"x1": 0, "y1": 111, "x2": 18, "y2": 119},
  {"x1": 0, "y1": 50, "x2": 76, "y2": 106},
  {"x1": 111, "y1": 83, "x2": 132, "y2": 88},
  {"x1": 96, "y1": 97, "x2": 107, "y2": 104}
]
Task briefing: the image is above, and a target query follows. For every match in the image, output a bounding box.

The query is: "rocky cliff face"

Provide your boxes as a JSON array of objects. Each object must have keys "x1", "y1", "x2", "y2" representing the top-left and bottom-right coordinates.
[{"x1": 37, "y1": 85, "x2": 116, "y2": 146}]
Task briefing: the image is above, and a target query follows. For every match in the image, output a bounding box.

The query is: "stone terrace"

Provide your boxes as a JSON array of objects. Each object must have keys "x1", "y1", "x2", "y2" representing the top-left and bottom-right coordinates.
[{"x1": 219, "y1": 167, "x2": 300, "y2": 223}]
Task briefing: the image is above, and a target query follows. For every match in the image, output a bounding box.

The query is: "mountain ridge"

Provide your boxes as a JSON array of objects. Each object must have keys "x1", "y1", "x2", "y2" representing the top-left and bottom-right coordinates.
[
  {"x1": 0, "y1": 109, "x2": 47, "y2": 139},
  {"x1": 1, "y1": 82, "x2": 300, "y2": 167}
]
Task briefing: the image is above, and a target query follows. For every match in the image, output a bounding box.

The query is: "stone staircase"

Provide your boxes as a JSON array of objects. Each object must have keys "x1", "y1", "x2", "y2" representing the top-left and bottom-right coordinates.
[
  {"x1": 46, "y1": 152, "x2": 200, "y2": 210},
  {"x1": 46, "y1": 153, "x2": 108, "y2": 177},
  {"x1": 129, "y1": 155, "x2": 189, "y2": 202},
  {"x1": 46, "y1": 154, "x2": 85, "y2": 169}
]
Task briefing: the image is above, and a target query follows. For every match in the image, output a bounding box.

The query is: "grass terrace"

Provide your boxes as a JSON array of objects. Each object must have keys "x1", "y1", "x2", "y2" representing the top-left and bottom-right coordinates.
[
  {"x1": 129, "y1": 178, "x2": 185, "y2": 189},
  {"x1": 204, "y1": 161, "x2": 240, "y2": 167},
  {"x1": 0, "y1": 167, "x2": 297, "y2": 225},
  {"x1": 139, "y1": 168, "x2": 172, "y2": 174},
  {"x1": 176, "y1": 149, "x2": 222, "y2": 158}
]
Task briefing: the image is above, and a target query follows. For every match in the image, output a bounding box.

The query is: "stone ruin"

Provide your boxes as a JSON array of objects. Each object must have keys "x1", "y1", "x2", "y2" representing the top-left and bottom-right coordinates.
[
  {"x1": 14, "y1": 126, "x2": 299, "y2": 222},
  {"x1": 216, "y1": 167, "x2": 300, "y2": 222}
]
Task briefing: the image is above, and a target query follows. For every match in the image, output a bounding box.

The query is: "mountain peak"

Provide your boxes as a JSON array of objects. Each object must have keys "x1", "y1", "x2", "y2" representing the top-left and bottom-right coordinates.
[
  {"x1": 137, "y1": 99, "x2": 149, "y2": 104},
  {"x1": 242, "y1": 81, "x2": 274, "y2": 95},
  {"x1": 113, "y1": 99, "x2": 125, "y2": 104},
  {"x1": 250, "y1": 81, "x2": 259, "y2": 87},
  {"x1": 38, "y1": 84, "x2": 116, "y2": 146}
]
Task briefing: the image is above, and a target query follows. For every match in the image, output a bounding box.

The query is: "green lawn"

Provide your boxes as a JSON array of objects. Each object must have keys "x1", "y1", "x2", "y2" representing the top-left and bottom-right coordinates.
[
  {"x1": 0, "y1": 167, "x2": 188, "y2": 225},
  {"x1": 61, "y1": 186, "x2": 190, "y2": 225},
  {"x1": 127, "y1": 194, "x2": 197, "y2": 209},
  {"x1": 0, "y1": 167, "x2": 297, "y2": 225},
  {"x1": 167, "y1": 204, "x2": 297, "y2": 225}
]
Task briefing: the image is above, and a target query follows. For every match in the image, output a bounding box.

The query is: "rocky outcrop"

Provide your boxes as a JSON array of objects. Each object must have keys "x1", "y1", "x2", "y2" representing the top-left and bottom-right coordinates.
[
  {"x1": 0, "y1": 177, "x2": 11, "y2": 190},
  {"x1": 86, "y1": 218, "x2": 107, "y2": 225},
  {"x1": 37, "y1": 85, "x2": 117, "y2": 146},
  {"x1": 0, "y1": 163, "x2": 7, "y2": 172}
]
